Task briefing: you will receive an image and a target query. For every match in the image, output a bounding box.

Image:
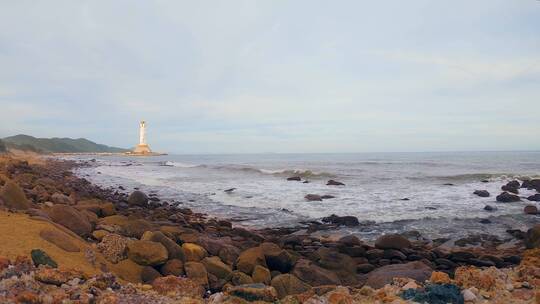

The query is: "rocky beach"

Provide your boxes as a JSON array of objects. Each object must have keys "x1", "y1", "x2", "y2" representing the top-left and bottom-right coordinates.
[{"x1": 0, "y1": 152, "x2": 539, "y2": 303}]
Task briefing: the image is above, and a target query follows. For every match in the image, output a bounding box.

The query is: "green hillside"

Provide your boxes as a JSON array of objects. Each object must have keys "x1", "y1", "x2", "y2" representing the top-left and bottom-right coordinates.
[{"x1": 2, "y1": 134, "x2": 129, "y2": 153}]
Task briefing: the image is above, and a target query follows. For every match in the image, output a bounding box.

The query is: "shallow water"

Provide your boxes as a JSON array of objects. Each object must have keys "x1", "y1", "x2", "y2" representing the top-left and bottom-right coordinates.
[{"x1": 68, "y1": 152, "x2": 540, "y2": 240}]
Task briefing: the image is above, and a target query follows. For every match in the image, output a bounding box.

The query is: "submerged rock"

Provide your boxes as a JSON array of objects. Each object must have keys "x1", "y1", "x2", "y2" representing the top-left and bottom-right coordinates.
[
  {"x1": 326, "y1": 179, "x2": 345, "y2": 186},
  {"x1": 321, "y1": 214, "x2": 359, "y2": 227},
  {"x1": 304, "y1": 194, "x2": 322, "y2": 201},
  {"x1": 527, "y1": 193, "x2": 540, "y2": 201},
  {"x1": 524, "y1": 205, "x2": 538, "y2": 215},
  {"x1": 287, "y1": 176, "x2": 301, "y2": 181},
  {"x1": 484, "y1": 205, "x2": 497, "y2": 211},
  {"x1": 473, "y1": 190, "x2": 490, "y2": 197}
]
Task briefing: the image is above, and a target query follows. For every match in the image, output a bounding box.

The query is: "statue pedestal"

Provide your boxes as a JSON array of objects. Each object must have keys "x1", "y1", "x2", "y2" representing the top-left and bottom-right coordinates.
[{"x1": 133, "y1": 144, "x2": 152, "y2": 154}]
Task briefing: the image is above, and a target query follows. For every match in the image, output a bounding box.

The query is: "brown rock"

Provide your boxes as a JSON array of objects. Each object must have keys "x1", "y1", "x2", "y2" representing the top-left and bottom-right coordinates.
[
  {"x1": 124, "y1": 219, "x2": 153, "y2": 239},
  {"x1": 0, "y1": 181, "x2": 31, "y2": 210},
  {"x1": 127, "y1": 240, "x2": 168, "y2": 266},
  {"x1": 365, "y1": 261, "x2": 432, "y2": 288},
  {"x1": 375, "y1": 234, "x2": 411, "y2": 250},
  {"x1": 236, "y1": 246, "x2": 267, "y2": 274},
  {"x1": 231, "y1": 271, "x2": 254, "y2": 285},
  {"x1": 184, "y1": 261, "x2": 208, "y2": 286},
  {"x1": 51, "y1": 193, "x2": 73, "y2": 205},
  {"x1": 252, "y1": 265, "x2": 271, "y2": 284},
  {"x1": 182, "y1": 243, "x2": 208, "y2": 262},
  {"x1": 219, "y1": 244, "x2": 241, "y2": 265},
  {"x1": 271, "y1": 274, "x2": 311, "y2": 299},
  {"x1": 142, "y1": 231, "x2": 185, "y2": 261},
  {"x1": 202, "y1": 256, "x2": 232, "y2": 280},
  {"x1": 34, "y1": 267, "x2": 82, "y2": 286},
  {"x1": 141, "y1": 266, "x2": 162, "y2": 284},
  {"x1": 39, "y1": 228, "x2": 80, "y2": 252},
  {"x1": 160, "y1": 259, "x2": 184, "y2": 276},
  {"x1": 46, "y1": 205, "x2": 92, "y2": 236},
  {"x1": 292, "y1": 259, "x2": 341, "y2": 286},
  {"x1": 152, "y1": 276, "x2": 205, "y2": 298}
]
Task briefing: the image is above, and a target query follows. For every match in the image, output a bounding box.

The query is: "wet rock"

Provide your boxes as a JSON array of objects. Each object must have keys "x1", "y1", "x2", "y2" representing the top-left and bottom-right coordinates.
[
  {"x1": 365, "y1": 261, "x2": 432, "y2": 289},
  {"x1": 375, "y1": 234, "x2": 411, "y2": 250},
  {"x1": 366, "y1": 249, "x2": 384, "y2": 261},
  {"x1": 292, "y1": 259, "x2": 341, "y2": 286},
  {"x1": 127, "y1": 240, "x2": 168, "y2": 266},
  {"x1": 305, "y1": 194, "x2": 322, "y2": 201},
  {"x1": 31, "y1": 249, "x2": 57, "y2": 268},
  {"x1": 202, "y1": 256, "x2": 232, "y2": 280},
  {"x1": 501, "y1": 180, "x2": 520, "y2": 194},
  {"x1": 496, "y1": 192, "x2": 520, "y2": 202},
  {"x1": 271, "y1": 274, "x2": 311, "y2": 299},
  {"x1": 479, "y1": 219, "x2": 491, "y2": 224},
  {"x1": 236, "y1": 246, "x2": 267, "y2": 274},
  {"x1": 127, "y1": 190, "x2": 148, "y2": 206},
  {"x1": 321, "y1": 195, "x2": 336, "y2": 199},
  {"x1": 39, "y1": 228, "x2": 80, "y2": 252},
  {"x1": 473, "y1": 190, "x2": 490, "y2": 197},
  {"x1": 448, "y1": 251, "x2": 475, "y2": 263},
  {"x1": 228, "y1": 283, "x2": 278, "y2": 302},
  {"x1": 0, "y1": 181, "x2": 31, "y2": 210},
  {"x1": 383, "y1": 249, "x2": 407, "y2": 260},
  {"x1": 525, "y1": 225, "x2": 540, "y2": 249},
  {"x1": 524, "y1": 205, "x2": 538, "y2": 215},
  {"x1": 527, "y1": 194, "x2": 540, "y2": 201},
  {"x1": 321, "y1": 214, "x2": 359, "y2": 227},
  {"x1": 224, "y1": 188, "x2": 236, "y2": 193},
  {"x1": 327, "y1": 180, "x2": 345, "y2": 186},
  {"x1": 184, "y1": 261, "x2": 209, "y2": 286},
  {"x1": 252, "y1": 265, "x2": 271, "y2": 284},
  {"x1": 160, "y1": 259, "x2": 184, "y2": 276},
  {"x1": 152, "y1": 276, "x2": 205, "y2": 298},
  {"x1": 97, "y1": 234, "x2": 128, "y2": 264},
  {"x1": 484, "y1": 205, "x2": 497, "y2": 211},
  {"x1": 46, "y1": 204, "x2": 92, "y2": 237},
  {"x1": 287, "y1": 176, "x2": 301, "y2": 181},
  {"x1": 141, "y1": 266, "x2": 162, "y2": 284}
]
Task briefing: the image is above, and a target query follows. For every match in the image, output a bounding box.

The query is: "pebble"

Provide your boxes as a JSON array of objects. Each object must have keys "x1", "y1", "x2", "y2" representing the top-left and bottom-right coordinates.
[{"x1": 462, "y1": 289, "x2": 476, "y2": 302}]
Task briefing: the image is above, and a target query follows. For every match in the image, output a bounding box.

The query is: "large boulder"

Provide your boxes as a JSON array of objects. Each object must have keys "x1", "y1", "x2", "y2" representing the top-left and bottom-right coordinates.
[
  {"x1": 496, "y1": 192, "x2": 520, "y2": 203},
  {"x1": 46, "y1": 205, "x2": 92, "y2": 236},
  {"x1": 142, "y1": 231, "x2": 185, "y2": 261},
  {"x1": 375, "y1": 234, "x2": 411, "y2": 250},
  {"x1": 236, "y1": 247, "x2": 267, "y2": 274},
  {"x1": 0, "y1": 181, "x2": 31, "y2": 210},
  {"x1": 365, "y1": 261, "x2": 432, "y2": 289},
  {"x1": 127, "y1": 190, "x2": 148, "y2": 206},
  {"x1": 271, "y1": 274, "x2": 311, "y2": 299},
  {"x1": 127, "y1": 240, "x2": 168, "y2": 266},
  {"x1": 124, "y1": 219, "x2": 153, "y2": 239},
  {"x1": 251, "y1": 265, "x2": 271, "y2": 284},
  {"x1": 51, "y1": 193, "x2": 73, "y2": 205},
  {"x1": 292, "y1": 259, "x2": 341, "y2": 286},
  {"x1": 141, "y1": 266, "x2": 162, "y2": 284},
  {"x1": 202, "y1": 256, "x2": 232, "y2": 280},
  {"x1": 501, "y1": 181, "x2": 520, "y2": 194},
  {"x1": 525, "y1": 225, "x2": 540, "y2": 249},
  {"x1": 522, "y1": 179, "x2": 540, "y2": 191}
]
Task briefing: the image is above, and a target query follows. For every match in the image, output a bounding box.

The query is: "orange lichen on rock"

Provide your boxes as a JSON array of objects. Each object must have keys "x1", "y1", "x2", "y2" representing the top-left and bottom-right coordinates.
[{"x1": 430, "y1": 271, "x2": 452, "y2": 284}]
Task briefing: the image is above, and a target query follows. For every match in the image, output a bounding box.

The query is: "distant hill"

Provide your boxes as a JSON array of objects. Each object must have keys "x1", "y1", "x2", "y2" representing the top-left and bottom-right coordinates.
[{"x1": 2, "y1": 134, "x2": 129, "y2": 153}]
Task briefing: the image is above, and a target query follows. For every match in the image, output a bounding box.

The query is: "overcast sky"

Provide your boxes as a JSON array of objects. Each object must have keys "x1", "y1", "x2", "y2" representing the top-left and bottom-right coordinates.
[{"x1": 0, "y1": 1, "x2": 539, "y2": 153}]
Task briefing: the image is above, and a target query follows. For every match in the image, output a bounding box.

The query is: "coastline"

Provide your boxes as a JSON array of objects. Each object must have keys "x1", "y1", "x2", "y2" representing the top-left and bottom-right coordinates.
[{"x1": 0, "y1": 153, "x2": 538, "y2": 303}]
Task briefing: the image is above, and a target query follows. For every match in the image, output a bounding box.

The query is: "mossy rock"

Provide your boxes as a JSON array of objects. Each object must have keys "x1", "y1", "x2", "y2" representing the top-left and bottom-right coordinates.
[{"x1": 31, "y1": 249, "x2": 57, "y2": 268}]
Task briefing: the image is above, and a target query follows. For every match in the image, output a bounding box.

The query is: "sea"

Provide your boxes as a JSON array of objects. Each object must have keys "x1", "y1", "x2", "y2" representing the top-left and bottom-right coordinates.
[{"x1": 66, "y1": 151, "x2": 540, "y2": 241}]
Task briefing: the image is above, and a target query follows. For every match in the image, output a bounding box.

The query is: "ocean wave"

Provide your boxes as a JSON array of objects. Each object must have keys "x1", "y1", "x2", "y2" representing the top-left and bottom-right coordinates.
[
  {"x1": 408, "y1": 173, "x2": 540, "y2": 182},
  {"x1": 159, "y1": 161, "x2": 202, "y2": 168},
  {"x1": 213, "y1": 166, "x2": 336, "y2": 178}
]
